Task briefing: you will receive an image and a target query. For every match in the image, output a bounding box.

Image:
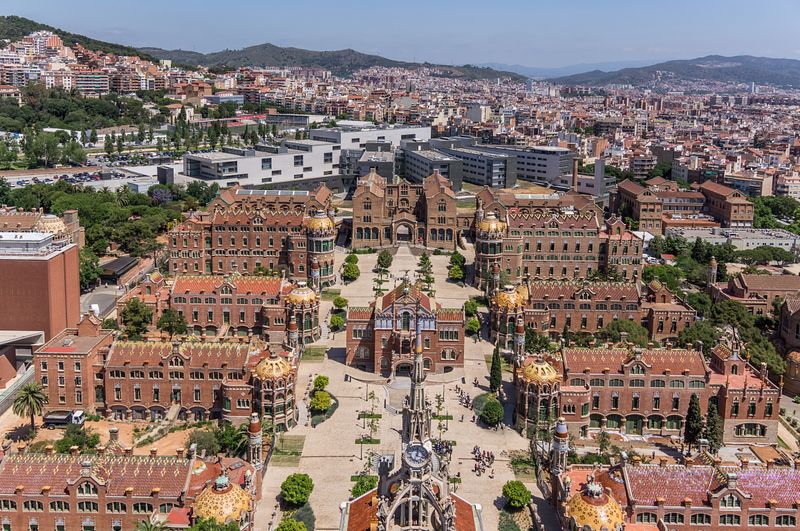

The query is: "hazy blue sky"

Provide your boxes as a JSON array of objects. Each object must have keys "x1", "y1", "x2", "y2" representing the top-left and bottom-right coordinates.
[{"x1": 4, "y1": 0, "x2": 800, "y2": 67}]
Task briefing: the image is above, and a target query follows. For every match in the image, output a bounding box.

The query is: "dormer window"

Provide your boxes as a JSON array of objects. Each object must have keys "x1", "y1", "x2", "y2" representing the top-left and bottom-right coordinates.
[{"x1": 77, "y1": 482, "x2": 97, "y2": 496}]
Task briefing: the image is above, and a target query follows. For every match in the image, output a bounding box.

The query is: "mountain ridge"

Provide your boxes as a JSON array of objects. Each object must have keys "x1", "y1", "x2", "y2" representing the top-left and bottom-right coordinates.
[{"x1": 548, "y1": 55, "x2": 800, "y2": 88}]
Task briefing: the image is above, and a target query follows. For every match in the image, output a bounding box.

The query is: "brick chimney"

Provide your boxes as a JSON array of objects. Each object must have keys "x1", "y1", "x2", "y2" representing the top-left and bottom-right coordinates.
[
  {"x1": 16, "y1": 443, "x2": 26, "y2": 455},
  {"x1": 740, "y1": 457, "x2": 749, "y2": 469},
  {"x1": 109, "y1": 426, "x2": 119, "y2": 443},
  {"x1": 150, "y1": 448, "x2": 158, "y2": 457},
  {"x1": 176, "y1": 447, "x2": 185, "y2": 459},
  {"x1": 659, "y1": 457, "x2": 668, "y2": 467}
]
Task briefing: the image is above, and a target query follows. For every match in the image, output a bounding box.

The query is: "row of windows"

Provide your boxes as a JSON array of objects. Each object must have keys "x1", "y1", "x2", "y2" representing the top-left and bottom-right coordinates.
[
  {"x1": 172, "y1": 296, "x2": 266, "y2": 305},
  {"x1": 570, "y1": 377, "x2": 704, "y2": 388},
  {"x1": 637, "y1": 512, "x2": 795, "y2": 527},
  {"x1": 6, "y1": 499, "x2": 165, "y2": 514}
]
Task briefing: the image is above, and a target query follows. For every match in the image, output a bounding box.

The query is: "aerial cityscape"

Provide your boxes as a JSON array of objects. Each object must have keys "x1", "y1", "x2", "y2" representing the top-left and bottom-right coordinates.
[{"x1": 2, "y1": 1, "x2": 800, "y2": 530}]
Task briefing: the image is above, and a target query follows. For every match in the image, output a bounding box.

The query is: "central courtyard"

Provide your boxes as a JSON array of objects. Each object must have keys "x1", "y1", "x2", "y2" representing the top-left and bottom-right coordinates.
[{"x1": 254, "y1": 245, "x2": 537, "y2": 530}]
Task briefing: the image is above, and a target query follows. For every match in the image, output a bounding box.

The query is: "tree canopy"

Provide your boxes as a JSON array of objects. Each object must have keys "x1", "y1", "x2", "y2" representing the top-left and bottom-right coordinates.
[{"x1": 281, "y1": 473, "x2": 314, "y2": 506}]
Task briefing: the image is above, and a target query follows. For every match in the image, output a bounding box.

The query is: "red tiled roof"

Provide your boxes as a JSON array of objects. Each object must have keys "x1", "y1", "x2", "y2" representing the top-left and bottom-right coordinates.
[
  {"x1": 625, "y1": 464, "x2": 718, "y2": 506},
  {"x1": 380, "y1": 283, "x2": 434, "y2": 313},
  {"x1": 563, "y1": 347, "x2": 707, "y2": 375},
  {"x1": 107, "y1": 341, "x2": 254, "y2": 369},
  {"x1": 721, "y1": 466, "x2": 800, "y2": 506},
  {"x1": 527, "y1": 281, "x2": 639, "y2": 301},
  {"x1": 0, "y1": 453, "x2": 192, "y2": 498},
  {"x1": 171, "y1": 275, "x2": 284, "y2": 297}
]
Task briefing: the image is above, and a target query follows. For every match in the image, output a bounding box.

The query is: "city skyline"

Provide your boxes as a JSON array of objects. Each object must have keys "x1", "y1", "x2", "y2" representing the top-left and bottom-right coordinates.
[{"x1": 3, "y1": 0, "x2": 800, "y2": 69}]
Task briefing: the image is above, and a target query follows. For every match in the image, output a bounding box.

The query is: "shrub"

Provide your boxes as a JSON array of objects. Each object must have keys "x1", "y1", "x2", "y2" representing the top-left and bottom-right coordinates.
[
  {"x1": 502, "y1": 480, "x2": 532, "y2": 509},
  {"x1": 464, "y1": 298, "x2": 478, "y2": 317},
  {"x1": 466, "y1": 318, "x2": 480, "y2": 336},
  {"x1": 292, "y1": 504, "x2": 315, "y2": 531},
  {"x1": 310, "y1": 391, "x2": 332, "y2": 412},
  {"x1": 448, "y1": 264, "x2": 464, "y2": 281},
  {"x1": 329, "y1": 314, "x2": 345, "y2": 331},
  {"x1": 333, "y1": 296, "x2": 348, "y2": 311},
  {"x1": 342, "y1": 263, "x2": 360, "y2": 282},
  {"x1": 280, "y1": 473, "x2": 314, "y2": 506},
  {"x1": 376, "y1": 250, "x2": 393, "y2": 269},
  {"x1": 480, "y1": 398, "x2": 504, "y2": 426},
  {"x1": 313, "y1": 375, "x2": 329, "y2": 392},
  {"x1": 345, "y1": 254, "x2": 359, "y2": 264},
  {"x1": 351, "y1": 475, "x2": 378, "y2": 498},
  {"x1": 449, "y1": 251, "x2": 466, "y2": 268},
  {"x1": 188, "y1": 429, "x2": 220, "y2": 456},
  {"x1": 276, "y1": 518, "x2": 307, "y2": 531}
]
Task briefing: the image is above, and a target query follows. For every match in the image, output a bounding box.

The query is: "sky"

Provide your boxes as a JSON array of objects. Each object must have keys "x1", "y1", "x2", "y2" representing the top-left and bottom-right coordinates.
[{"x1": 4, "y1": 0, "x2": 800, "y2": 68}]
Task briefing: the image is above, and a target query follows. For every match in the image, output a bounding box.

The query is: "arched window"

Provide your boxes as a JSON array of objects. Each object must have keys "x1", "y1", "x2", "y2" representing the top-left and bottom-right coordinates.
[
  {"x1": 748, "y1": 515, "x2": 769, "y2": 526},
  {"x1": 719, "y1": 514, "x2": 740, "y2": 526},
  {"x1": 636, "y1": 512, "x2": 658, "y2": 523},
  {"x1": 77, "y1": 482, "x2": 97, "y2": 496},
  {"x1": 690, "y1": 513, "x2": 711, "y2": 525},
  {"x1": 776, "y1": 515, "x2": 796, "y2": 527},
  {"x1": 720, "y1": 494, "x2": 741, "y2": 508},
  {"x1": 402, "y1": 312, "x2": 411, "y2": 331}
]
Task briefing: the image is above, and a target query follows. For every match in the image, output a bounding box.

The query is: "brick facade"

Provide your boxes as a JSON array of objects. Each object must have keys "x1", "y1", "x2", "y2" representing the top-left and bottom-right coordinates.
[
  {"x1": 346, "y1": 281, "x2": 465, "y2": 375},
  {"x1": 167, "y1": 186, "x2": 335, "y2": 286},
  {"x1": 350, "y1": 170, "x2": 460, "y2": 251}
]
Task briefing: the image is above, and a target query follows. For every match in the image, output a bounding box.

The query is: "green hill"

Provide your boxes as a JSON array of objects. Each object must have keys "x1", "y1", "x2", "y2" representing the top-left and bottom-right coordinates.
[
  {"x1": 140, "y1": 43, "x2": 526, "y2": 81},
  {"x1": 549, "y1": 55, "x2": 800, "y2": 88},
  {"x1": 0, "y1": 16, "x2": 155, "y2": 61}
]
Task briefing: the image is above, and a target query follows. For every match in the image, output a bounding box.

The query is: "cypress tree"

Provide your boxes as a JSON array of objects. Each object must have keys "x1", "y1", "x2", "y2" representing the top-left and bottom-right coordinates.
[
  {"x1": 489, "y1": 345, "x2": 502, "y2": 393},
  {"x1": 684, "y1": 393, "x2": 703, "y2": 450},
  {"x1": 704, "y1": 400, "x2": 724, "y2": 453}
]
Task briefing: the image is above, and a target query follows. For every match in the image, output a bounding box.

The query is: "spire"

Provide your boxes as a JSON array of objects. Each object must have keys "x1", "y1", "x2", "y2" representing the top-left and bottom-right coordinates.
[{"x1": 402, "y1": 305, "x2": 431, "y2": 444}]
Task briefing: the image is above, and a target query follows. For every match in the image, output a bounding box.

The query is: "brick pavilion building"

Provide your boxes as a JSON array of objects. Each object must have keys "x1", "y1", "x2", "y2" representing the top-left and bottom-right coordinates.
[
  {"x1": 167, "y1": 185, "x2": 335, "y2": 286},
  {"x1": 116, "y1": 273, "x2": 322, "y2": 345},
  {"x1": 350, "y1": 169, "x2": 467, "y2": 251},
  {"x1": 35, "y1": 316, "x2": 301, "y2": 431},
  {"x1": 509, "y1": 327, "x2": 780, "y2": 444},
  {"x1": 345, "y1": 280, "x2": 465, "y2": 375},
  {"x1": 473, "y1": 187, "x2": 643, "y2": 293},
  {"x1": 488, "y1": 278, "x2": 695, "y2": 346}
]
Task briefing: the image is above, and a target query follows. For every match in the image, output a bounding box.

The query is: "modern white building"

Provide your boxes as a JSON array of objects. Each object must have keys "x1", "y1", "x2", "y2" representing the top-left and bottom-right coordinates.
[
  {"x1": 474, "y1": 144, "x2": 574, "y2": 188},
  {"x1": 665, "y1": 227, "x2": 800, "y2": 252},
  {"x1": 182, "y1": 139, "x2": 339, "y2": 187},
  {"x1": 309, "y1": 125, "x2": 431, "y2": 149}
]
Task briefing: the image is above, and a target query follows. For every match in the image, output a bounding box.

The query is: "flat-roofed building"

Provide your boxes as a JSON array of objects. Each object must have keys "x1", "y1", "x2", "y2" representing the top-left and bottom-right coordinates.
[{"x1": 0, "y1": 232, "x2": 79, "y2": 340}]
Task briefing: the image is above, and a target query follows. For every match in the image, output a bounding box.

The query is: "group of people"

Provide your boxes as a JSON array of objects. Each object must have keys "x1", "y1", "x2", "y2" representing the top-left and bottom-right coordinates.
[
  {"x1": 454, "y1": 384, "x2": 473, "y2": 410},
  {"x1": 472, "y1": 446, "x2": 495, "y2": 477},
  {"x1": 433, "y1": 439, "x2": 454, "y2": 457}
]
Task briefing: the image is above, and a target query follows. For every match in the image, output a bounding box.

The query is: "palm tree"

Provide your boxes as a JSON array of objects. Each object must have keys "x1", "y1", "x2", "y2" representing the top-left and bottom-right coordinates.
[
  {"x1": 12, "y1": 382, "x2": 48, "y2": 434},
  {"x1": 135, "y1": 521, "x2": 164, "y2": 531}
]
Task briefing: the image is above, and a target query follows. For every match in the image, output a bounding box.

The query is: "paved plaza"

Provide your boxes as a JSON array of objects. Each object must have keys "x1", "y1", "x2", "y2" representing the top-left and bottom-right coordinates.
[{"x1": 256, "y1": 245, "x2": 547, "y2": 530}]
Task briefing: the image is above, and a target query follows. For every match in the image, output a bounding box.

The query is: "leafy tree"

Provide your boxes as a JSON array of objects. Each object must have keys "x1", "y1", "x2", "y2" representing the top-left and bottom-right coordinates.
[
  {"x1": 489, "y1": 346, "x2": 502, "y2": 393},
  {"x1": 502, "y1": 480, "x2": 532, "y2": 509},
  {"x1": 686, "y1": 292, "x2": 712, "y2": 317},
  {"x1": 342, "y1": 263, "x2": 360, "y2": 282},
  {"x1": 78, "y1": 247, "x2": 101, "y2": 292},
  {"x1": 704, "y1": 400, "x2": 724, "y2": 453},
  {"x1": 313, "y1": 375, "x2": 329, "y2": 391},
  {"x1": 466, "y1": 317, "x2": 480, "y2": 336},
  {"x1": 157, "y1": 309, "x2": 187, "y2": 339},
  {"x1": 449, "y1": 251, "x2": 466, "y2": 268},
  {"x1": 376, "y1": 250, "x2": 393, "y2": 269},
  {"x1": 329, "y1": 314, "x2": 345, "y2": 331},
  {"x1": 344, "y1": 253, "x2": 359, "y2": 264},
  {"x1": 101, "y1": 318, "x2": 119, "y2": 330},
  {"x1": 525, "y1": 328, "x2": 552, "y2": 353},
  {"x1": 333, "y1": 296, "x2": 348, "y2": 311},
  {"x1": 642, "y1": 264, "x2": 683, "y2": 292},
  {"x1": 12, "y1": 382, "x2": 47, "y2": 433},
  {"x1": 448, "y1": 264, "x2": 464, "y2": 282},
  {"x1": 281, "y1": 473, "x2": 314, "y2": 506},
  {"x1": 120, "y1": 297, "x2": 153, "y2": 340},
  {"x1": 188, "y1": 429, "x2": 221, "y2": 456},
  {"x1": 597, "y1": 430, "x2": 611, "y2": 456},
  {"x1": 214, "y1": 423, "x2": 248, "y2": 458},
  {"x1": 291, "y1": 504, "x2": 315, "y2": 531},
  {"x1": 418, "y1": 252, "x2": 432, "y2": 274},
  {"x1": 597, "y1": 319, "x2": 649, "y2": 347},
  {"x1": 310, "y1": 391, "x2": 332, "y2": 412},
  {"x1": 480, "y1": 397, "x2": 504, "y2": 426},
  {"x1": 351, "y1": 475, "x2": 378, "y2": 498},
  {"x1": 188, "y1": 519, "x2": 238, "y2": 531},
  {"x1": 135, "y1": 521, "x2": 165, "y2": 531},
  {"x1": 464, "y1": 298, "x2": 478, "y2": 317},
  {"x1": 275, "y1": 519, "x2": 306, "y2": 531},
  {"x1": 709, "y1": 300, "x2": 754, "y2": 330},
  {"x1": 54, "y1": 424, "x2": 100, "y2": 454},
  {"x1": 677, "y1": 321, "x2": 721, "y2": 355},
  {"x1": 684, "y1": 393, "x2": 703, "y2": 450}
]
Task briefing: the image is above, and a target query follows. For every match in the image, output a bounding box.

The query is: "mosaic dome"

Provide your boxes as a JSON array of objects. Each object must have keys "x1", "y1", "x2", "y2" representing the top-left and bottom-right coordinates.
[
  {"x1": 519, "y1": 358, "x2": 560, "y2": 385},
  {"x1": 565, "y1": 482, "x2": 624, "y2": 531},
  {"x1": 34, "y1": 214, "x2": 66, "y2": 234},
  {"x1": 254, "y1": 352, "x2": 293, "y2": 381},
  {"x1": 477, "y1": 212, "x2": 506, "y2": 234},
  {"x1": 303, "y1": 211, "x2": 334, "y2": 231},
  {"x1": 492, "y1": 286, "x2": 519, "y2": 309},
  {"x1": 193, "y1": 475, "x2": 251, "y2": 524},
  {"x1": 286, "y1": 282, "x2": 317, "y2": 305}
]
